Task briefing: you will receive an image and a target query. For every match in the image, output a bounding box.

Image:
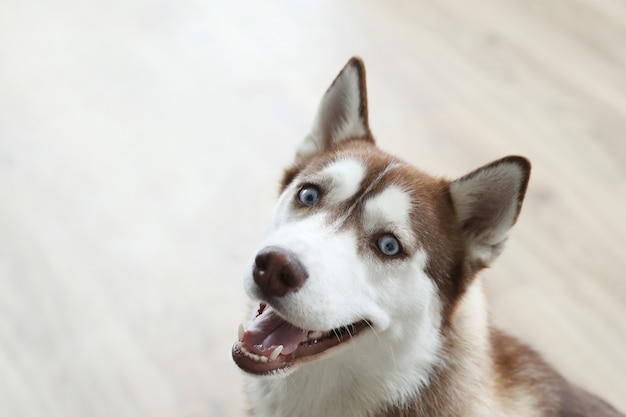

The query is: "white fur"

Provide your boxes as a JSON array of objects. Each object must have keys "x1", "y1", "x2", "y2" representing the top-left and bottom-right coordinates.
[
  {"x1": 363, "y1": 186, "x2": 412, "y2": 232},
  {"x1": 438, "y1": 279, "x2": 500, "y2": 416},
  {"x1": 332, "y1": 161, "x2": 401, "y2": 229},
  {"x1": 363, "y1": 186, "x2": 416, "y2": 251},
  {"x1": 246, "y1": 248, "x2": 443, "y2": 417},
  {"x1": 242, "y1": 158, "x2": 536, "y2": 416},
  {"x1": 244, "y1": 166, "x2": 444, "y2": 417},
  {"x1": 317, "y1": 158, "x2": 366, "y2": 205},
  {"x1": 445, "y1": 279, "x2": 543, "y2": 417},
  {"x1": 238, "y1": 56, "x2": 562, "y2": 417}
]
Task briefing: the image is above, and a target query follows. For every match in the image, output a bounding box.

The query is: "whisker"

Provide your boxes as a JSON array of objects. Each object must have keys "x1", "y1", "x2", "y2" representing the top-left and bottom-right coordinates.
[
  {"x1": 346, "y1": 324, "x2": 358, "y2": 354},
  {"x1": 332, "y1": 328, "x2": 341, "y2": 342}
]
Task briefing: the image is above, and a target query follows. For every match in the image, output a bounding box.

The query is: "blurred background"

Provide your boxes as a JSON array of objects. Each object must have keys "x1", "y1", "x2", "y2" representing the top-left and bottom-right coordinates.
[{"x1": 1, "y1": 0, "x2": 625, "y2": 416}]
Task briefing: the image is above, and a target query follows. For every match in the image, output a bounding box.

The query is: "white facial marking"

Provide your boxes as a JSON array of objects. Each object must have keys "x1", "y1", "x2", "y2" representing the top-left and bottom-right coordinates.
[
  {"x1": 318, "y1": 158, "x2": 366, "y2": 205},
  {"x1": 363, "y1": 185, "x2": 415, "y2": 249},
  {"x1": 245, "y1": 158, "x2": 449, "y2": 417},
  {"x1": 332, "y1": 161, "x2": 401, "y2": 228},
  {"x1": 246, "y1": 245, "x2": 444, "y2": 417},
  {"x1": 363, "y1": 186, "x2": 412, "y2": 231}
]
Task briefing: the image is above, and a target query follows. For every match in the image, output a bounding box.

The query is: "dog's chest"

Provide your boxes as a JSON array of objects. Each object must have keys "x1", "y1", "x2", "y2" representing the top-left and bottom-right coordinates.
[
  {"x1": 245, "y1": 361, "x2": 416, "y2": 417},
  {"x1": 245, "y1": 353, "x2": 450, "y2": 417},
  {"x1": 247, "y1": 380, "x2": 360, "y2": 417}
]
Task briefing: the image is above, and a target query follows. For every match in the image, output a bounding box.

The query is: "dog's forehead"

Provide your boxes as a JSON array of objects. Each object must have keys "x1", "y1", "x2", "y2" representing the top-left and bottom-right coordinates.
[
  {"x1": 314, "y1": 157, "x2": 367, "y2": 205},
  {"x1": 362, "y1": 185, "x2": 412, "y2": 232},
  {"x1": 295, "y1": 147, "x2": 443, "y2": 235}
]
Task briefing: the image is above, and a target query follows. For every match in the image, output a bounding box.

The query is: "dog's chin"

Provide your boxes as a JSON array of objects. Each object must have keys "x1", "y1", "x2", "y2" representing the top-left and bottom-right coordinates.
[{"x1": 232, "y1": 303, "x2": 371, "y2": 376}]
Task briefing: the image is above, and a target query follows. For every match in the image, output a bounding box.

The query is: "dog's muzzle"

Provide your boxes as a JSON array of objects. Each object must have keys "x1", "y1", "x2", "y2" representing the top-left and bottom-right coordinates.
[{"x1": 234, "y1": 246, "x2": 372, "y2": 375}]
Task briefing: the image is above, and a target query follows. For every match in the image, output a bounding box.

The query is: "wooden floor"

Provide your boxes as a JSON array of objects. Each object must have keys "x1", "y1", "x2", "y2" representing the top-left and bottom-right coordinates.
[{"x1": 1, "y1": 0, "x2": 625, "y2": 416}]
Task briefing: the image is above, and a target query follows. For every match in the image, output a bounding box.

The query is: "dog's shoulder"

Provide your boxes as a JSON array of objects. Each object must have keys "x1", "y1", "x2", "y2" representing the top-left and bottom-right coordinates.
[
  {"x1": 557, "y1": 383, "x2": 625, "y2": 417},
  {"x1": 490, "y1": 328, "x2": 625, "y2": 417}
]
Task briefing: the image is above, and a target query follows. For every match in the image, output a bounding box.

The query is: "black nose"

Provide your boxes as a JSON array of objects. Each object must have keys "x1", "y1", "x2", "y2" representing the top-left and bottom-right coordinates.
[{"x1": 253, "y1": 246, "x2": 308, "y2": 297}]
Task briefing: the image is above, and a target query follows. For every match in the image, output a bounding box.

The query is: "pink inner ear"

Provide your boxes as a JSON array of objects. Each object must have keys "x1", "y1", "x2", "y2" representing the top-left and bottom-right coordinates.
[
  {"x1": 297, "y1": 58, "x2": 372, "y2": 164},
  {"x1": 450, "y1": 157, "x2": 530, "y2": 246}
]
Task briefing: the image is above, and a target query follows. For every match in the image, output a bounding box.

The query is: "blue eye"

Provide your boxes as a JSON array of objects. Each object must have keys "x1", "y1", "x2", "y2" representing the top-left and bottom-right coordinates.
[
  {"x1": 376, "y1": 234, "x2": 401, "y2": 256},
  {"x1": 298, "y1": 186, "x2": 319, "y2": 206}
]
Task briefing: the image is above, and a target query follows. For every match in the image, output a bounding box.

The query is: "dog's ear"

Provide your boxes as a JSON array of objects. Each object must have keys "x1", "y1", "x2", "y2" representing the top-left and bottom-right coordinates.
[
  {"x1": 295, "y1": 57, "x2": 373, "y2": 164},
  {"x1": 449, "y1": 156, "x2": 531, "y2": 269}
]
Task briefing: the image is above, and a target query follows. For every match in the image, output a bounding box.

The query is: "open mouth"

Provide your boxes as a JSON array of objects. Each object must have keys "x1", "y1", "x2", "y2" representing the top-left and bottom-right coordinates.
[{"x1": 232, "y1": 303, "x2": 371, "y2": 375}]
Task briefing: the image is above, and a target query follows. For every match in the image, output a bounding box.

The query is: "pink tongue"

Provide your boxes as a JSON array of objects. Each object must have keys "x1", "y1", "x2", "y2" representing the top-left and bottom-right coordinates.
[{"x1": 242, "y1": 307, "x2": 308, "y2": 356}]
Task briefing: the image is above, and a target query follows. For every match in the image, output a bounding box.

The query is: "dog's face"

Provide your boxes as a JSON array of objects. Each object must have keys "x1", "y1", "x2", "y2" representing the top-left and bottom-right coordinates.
[
  {"x1": 232, "y1": 58, "x2": 530, "y2": 377},
  {"x1": 236, "y1": 145, "x2": 453, "y2": 375}
]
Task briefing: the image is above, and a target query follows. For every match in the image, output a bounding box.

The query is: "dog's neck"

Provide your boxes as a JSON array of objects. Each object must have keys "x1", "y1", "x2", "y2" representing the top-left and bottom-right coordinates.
[
  {"x1": 246, "y1": 280, "x2": 515, "y2": 417},
  {"x1": 376, "y1": 279, "x2": 500, "y2": 417},
  {"x1": 377, "y1": 280, "x2": 565, "y2": 417}
]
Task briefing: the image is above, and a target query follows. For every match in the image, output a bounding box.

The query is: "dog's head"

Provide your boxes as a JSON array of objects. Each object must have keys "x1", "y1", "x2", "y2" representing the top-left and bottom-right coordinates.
[{"x1": 232, "y1": 58, "x2": 530, "y2": 377}]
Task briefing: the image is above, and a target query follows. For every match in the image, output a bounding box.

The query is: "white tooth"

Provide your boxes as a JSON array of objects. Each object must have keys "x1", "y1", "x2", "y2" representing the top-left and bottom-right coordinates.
[
  {"x1": 269, "y1": 345, "x2": 283, "y2": 361},
  {"x1": 238, "y1": 323, "x2": 245, "y2": 341},
  {"x1": 260, "y1": 356, "x2": 268, "y2": 363}
]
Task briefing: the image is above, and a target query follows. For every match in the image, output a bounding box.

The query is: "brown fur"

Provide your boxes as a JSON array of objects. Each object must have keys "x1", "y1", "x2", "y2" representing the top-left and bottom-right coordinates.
[
  {"x1": 375, "y1": 314, "x2": 623, "y2": 417},
  {"x1": 280, "y1": 137, "x2": 624, "y2": 417},
  {"x1": 246, "y1": 57, "x2": 625, "y2": 417}
]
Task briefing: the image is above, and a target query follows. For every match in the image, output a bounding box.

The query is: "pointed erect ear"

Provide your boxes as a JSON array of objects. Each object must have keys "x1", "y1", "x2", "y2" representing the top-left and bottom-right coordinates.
[
  {"x1": 295, "y1": 57, "x2": 373, "y2": 163},
  {"x1": 449, "y1": 156, "x2": 531, "y2": 269}
]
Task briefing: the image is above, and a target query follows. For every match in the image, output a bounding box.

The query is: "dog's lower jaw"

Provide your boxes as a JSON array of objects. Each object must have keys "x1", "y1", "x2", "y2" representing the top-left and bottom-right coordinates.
[
  {"x1": 245, "y1": 344, "x2": 441, "y2": 417},
  {"x1": 244, "y1": 266, "x2": 446, "y2": 417},
  {"x1": 245, "y1": 311, "x2": 444, "y2": 417},
  {"x1": 244, "y1": 280, "x2": 491, "y2": 417}
]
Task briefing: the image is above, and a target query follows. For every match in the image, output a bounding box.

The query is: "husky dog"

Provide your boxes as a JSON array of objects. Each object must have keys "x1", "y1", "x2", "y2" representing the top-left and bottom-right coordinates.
[{"x1": 231, "y1": 57, "x2": 624, "y2": 417}]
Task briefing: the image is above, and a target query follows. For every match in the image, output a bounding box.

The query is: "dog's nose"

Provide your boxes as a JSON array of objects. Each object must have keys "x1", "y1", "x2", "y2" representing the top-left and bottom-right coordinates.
[{"x1": 253, "y1": 246, "x2": 308, "y2": 297}]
